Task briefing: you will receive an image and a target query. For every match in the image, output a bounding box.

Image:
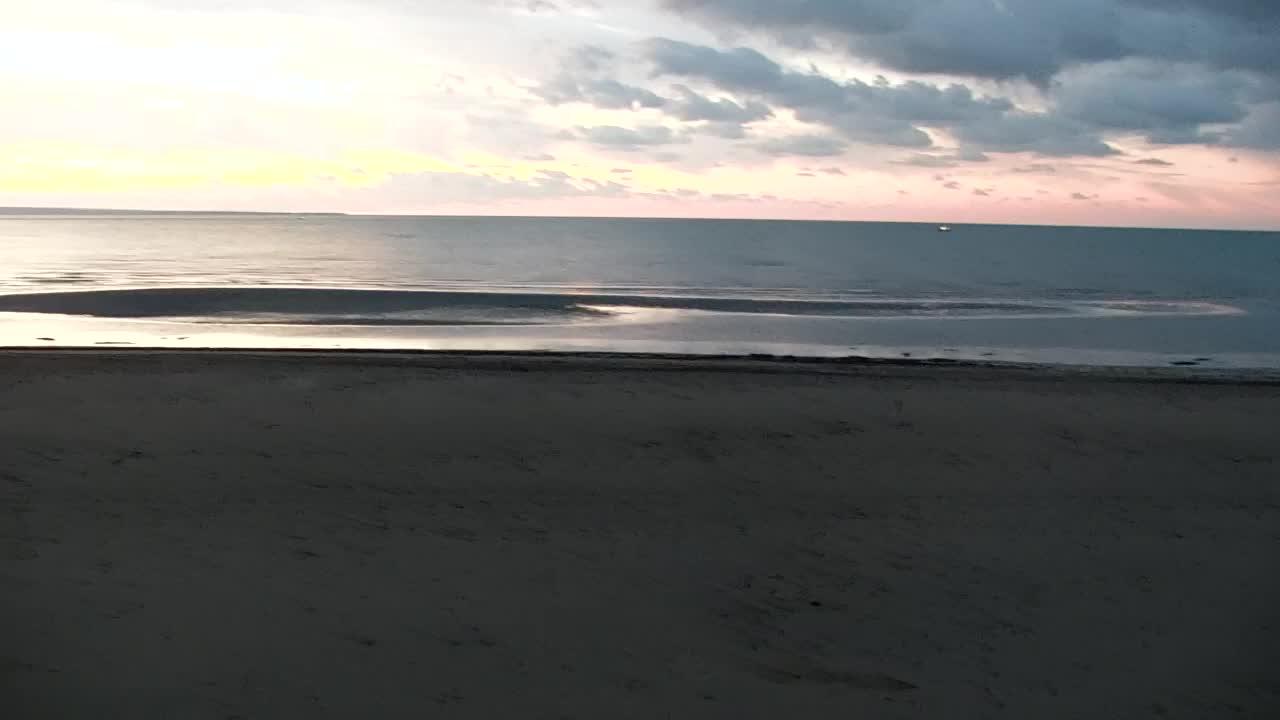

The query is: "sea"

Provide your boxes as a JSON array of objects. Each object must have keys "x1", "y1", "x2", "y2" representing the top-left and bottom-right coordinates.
[{"x1": 2, "y1": 211, "x2": 1279, "y2": 368}]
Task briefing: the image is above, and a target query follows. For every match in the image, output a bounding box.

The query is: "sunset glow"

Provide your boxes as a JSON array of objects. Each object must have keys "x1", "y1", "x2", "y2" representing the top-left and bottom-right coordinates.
[{"x1": 2, "y1": 1, "x2": 1277, "y2": 229}]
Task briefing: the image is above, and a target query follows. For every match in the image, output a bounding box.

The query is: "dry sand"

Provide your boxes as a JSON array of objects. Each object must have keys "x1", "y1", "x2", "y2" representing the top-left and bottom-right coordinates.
[{"x1": 2, "y1": 351, "x2": 1278, "y2": 719}]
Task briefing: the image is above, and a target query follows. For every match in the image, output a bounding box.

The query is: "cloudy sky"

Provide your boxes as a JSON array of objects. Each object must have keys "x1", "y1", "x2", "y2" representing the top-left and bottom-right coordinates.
[{"x1": 2, "y1": 0, "x2": 1277, "y2": 228}]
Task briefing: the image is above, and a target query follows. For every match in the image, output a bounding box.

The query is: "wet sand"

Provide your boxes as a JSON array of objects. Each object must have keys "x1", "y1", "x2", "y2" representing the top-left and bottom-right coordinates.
[{"x1": 2, "y1": 351, "x2": 1278, "y2": 718}]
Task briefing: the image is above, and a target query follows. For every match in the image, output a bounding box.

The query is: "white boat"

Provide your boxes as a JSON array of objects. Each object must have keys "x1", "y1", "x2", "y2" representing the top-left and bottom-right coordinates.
[{"x1": 938, "y1": 225, "x2": 952, "y2": 232}]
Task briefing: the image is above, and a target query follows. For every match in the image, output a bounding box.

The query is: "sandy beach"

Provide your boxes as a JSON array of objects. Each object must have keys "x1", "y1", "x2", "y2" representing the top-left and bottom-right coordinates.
[{"x1": 2, "y1": 351, "x2": 1278, "y2": 719}]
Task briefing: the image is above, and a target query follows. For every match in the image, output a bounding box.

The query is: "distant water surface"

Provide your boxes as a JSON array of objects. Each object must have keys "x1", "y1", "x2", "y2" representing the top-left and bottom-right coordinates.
[{"x1": 1, "y1": 213, "x2": 1278, "y2": 367}]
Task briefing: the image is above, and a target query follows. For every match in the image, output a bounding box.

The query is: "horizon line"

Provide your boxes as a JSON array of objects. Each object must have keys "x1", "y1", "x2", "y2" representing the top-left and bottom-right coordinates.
[{"x1": 1, "y1": 205, "x2": 1275, "y2": 234}]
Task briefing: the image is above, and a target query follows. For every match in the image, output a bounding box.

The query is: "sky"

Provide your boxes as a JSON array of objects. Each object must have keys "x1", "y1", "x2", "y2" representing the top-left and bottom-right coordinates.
[{"x1": 1, "y1": 0, "x2": 1278, "y2": 228}]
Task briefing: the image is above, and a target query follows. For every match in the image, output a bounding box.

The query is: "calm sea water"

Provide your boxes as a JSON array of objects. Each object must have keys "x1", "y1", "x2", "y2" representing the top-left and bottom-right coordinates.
[{"x1": 2, "y1": 212, "x2": 1278, "y2": 366}]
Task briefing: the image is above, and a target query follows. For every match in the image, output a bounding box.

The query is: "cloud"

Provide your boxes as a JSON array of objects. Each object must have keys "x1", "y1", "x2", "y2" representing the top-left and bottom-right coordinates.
[
  {"x1": 1071, "y1": 191, "x2": 1099, "y2": 200},
  {"x1": 535, "y1": 46, "x2": 666, "y2": 110},
  {"x1": 665, "y1": 85, "x2": 773, "y2": 123},
  {"x1": 755, "y1": 134, "x2": 847, "y2": 157},
  {"x1": 892, "y1": 150, "x2": 990, "y2": 168},
  {"x1": 353, "y1": 167, "x2": 637, "y2": 210},
  {"x1": 537, "y1": 35, "x2": 1274, "y2": 162},
  {"x1": 649, "y1": 150, "x2": 684, "y2": 163},
  {"x1": 10, "y1": 0, "x2": 1276, "y2": 227},
  {"x1": 894, "y1": 154, "x2": 959, "y2": 168},
  {"x1": 1012, "y1": 164, "x2": 1058, "y2": 173},
  {"x1": 647, "y1": 38, "x2": 1024, "y2": 149},
  {"x1": 661, "y1": 0, "x2": 1280, "y2": 86},
  {"x1": 696, "y1": 121, "x2": 750, "y2": 139},
  {"x1": 573, "y1": 125, "x2": 685, "y2": 149},
  {"x1": 646, "y1": 38, "x2": 1121, "y2": 156},
  {"x1": 1053, "y1": 61, "x2": 1248, "y2": 145},
  {"x1": 1225, "y1": 102, "x2": 1280, "y2": 149},
  {"x1": 533, "y1": 44, "x2": 776, "y2": 148}
]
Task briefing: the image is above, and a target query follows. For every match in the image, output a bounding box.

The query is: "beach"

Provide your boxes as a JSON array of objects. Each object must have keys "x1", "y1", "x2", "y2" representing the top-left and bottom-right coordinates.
[{"x1": 2, "y1": 351, "x2": 1278, "y2": 718}]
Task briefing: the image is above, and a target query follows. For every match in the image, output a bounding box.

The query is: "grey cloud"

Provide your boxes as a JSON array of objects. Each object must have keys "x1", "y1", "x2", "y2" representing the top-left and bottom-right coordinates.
[
  {"x1": 536, "y1": 68, "x2": 666, "y2": 110},
  {"x1": 942, "y1": 180, "x2": 961, "y2": 189},
  {"x1": 647, "y1": 38, "x2": 1119, "y2": 156},
  {"x1": 666, "y1": 85, "x2": 773, "y2": 123},
  {"x1": 531, "y1": 13, "x2": 1277, "y2": 161},
  {"x1": 1071, "y1": 192, "x2": 1099, "y2": 200},
  {"x1": 1123, "y1": 0, "x2": 1280, "y2": 24},
  {"x1": 648, "y1": 38, "x2": 1015, "y2": 149},
  {"x1": 535, "y1": 45, "x2": 775, "y2": 143},
  {"x1": 892, "y1": 150, "x2": 990, "y2": 168},
  {"x1": 1146, "y1": 127, "x2": 1223, "y2": 145},
  {"x1": 1054, "y1": 61, "x2": 1248, "y2": 144},
  {"x1": 755, "y1": 134, "x2": 847, "y2": 157},
  {"x1": 516, "y1": 0, "x2": 560, "y2": 13},
  {"x1": 647, "y1": 40, "x2": 785, "y2": 91},
  {"x1": 570, "y1": 45, "x2": 614, "y2": 73},
  {"x1": 1224, "y1": 102, "x2": 1280, "y2": 149},
  {"x1": 951, "y1": 111, "x2": 1118, "y2": 157},
  {"x1": 661, "y1": 0, "x2": 1280, "y2": 85},
  {"x1": 894, "y1": 154, "x2": 960, "y2": 168},
  {"x1": 575, "y1": 125, "x2": 684, "y2": 149},
  {"x1": 697, "y1": 121, "x2": 749, "y2": 139},
  {"x1": 819, "y1": 167, "x2": 846, "y2": 175},
  {"x1": 535, "y1": 45, "x2": 665, "y2": 110},
  {"x1": 972, "y1": 188, "x2": 991, "y2": 196},
  {"x1": 1012, "y1": 164, "x2": 1058, "y2": 173},
  {"x1": 1134, "y1": 158, "x2": 1174, "y2": 166}
]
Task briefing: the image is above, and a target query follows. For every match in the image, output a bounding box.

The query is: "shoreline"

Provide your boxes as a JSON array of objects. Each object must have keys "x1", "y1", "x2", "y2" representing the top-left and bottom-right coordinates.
[{"x1": 3, "y1": 346, "x2": 1279, "y2": 384}]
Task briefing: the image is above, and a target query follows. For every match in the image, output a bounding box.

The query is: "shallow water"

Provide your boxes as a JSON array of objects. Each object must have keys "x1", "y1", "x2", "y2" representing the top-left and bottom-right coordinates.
[{"x1": 2, "y1": 212, "x2": 1278, "y2": 366}]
